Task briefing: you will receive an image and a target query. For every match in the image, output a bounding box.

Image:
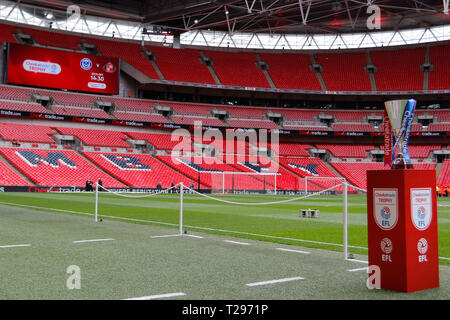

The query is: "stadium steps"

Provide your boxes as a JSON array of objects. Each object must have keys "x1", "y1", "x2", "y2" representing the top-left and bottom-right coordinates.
[
  {"x1": 309, "y1": 54, "x2": 327, "y2": 91},
  {"x1": 435, "y1": 162, "x2": 444, "y2": 180},
  {"x1": 275, "y1": 161, "x2": 321, "y2": 190},
  {"x1": 366, "y1": 51, "x2": 377, "y2": 91},
  {"x1": 422, "y1": 46, "x2": 431, "y2": 90},
  {"x1": 323, "y1": 161, "x2": 347, "y2": 182},
  {"x1": 199, "y1": 51, "x2": 221, "y2": 85},
  {"x1": 77, "y1": 151, "x2": 131, "y2": 187},
  {"x1": 0, "y1": 153, "x2": 36, "y2": 186},
  {"x1": 255, "y1": 54, "x2": 276, "y2": 89}
]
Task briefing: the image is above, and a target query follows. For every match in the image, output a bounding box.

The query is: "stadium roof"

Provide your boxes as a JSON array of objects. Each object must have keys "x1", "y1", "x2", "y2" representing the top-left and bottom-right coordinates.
[
  {"x1": 18, "y1": 0, "x2": 450, "y2": 35},
  {"x1": 2, "y1": 0, "x2": 449, "y2": 50}
]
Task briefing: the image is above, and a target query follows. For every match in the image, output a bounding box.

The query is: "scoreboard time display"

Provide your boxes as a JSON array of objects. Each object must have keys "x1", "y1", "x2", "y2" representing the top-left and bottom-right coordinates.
[{"x1": 6, "y1": 43, "x2": 119, "y2": 95}]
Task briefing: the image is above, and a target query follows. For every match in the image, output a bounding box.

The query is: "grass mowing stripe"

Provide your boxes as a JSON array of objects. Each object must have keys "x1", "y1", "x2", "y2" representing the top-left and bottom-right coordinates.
[{"x1": 0, "y1": 193, "x2": 448, "y2": 265}]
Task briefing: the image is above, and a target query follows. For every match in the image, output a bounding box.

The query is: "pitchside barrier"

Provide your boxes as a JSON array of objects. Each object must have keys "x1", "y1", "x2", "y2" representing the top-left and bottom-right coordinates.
[{"x1": 94, "y1": 178, "x2": 364, "y2": 260}]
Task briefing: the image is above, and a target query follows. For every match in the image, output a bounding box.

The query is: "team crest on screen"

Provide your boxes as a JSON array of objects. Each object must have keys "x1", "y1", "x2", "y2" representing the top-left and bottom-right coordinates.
[
  {"x1": 103, "y1": 62, "x2": 117, "y2": 73},
  {"x1": 80, "y1": 58, "x2": 93, "y2": 70}
]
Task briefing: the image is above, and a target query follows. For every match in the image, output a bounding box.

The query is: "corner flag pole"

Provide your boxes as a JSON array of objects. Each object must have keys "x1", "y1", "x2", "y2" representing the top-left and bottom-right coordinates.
[
  {"x1": 179, "y1": 182, "x2": 184, "y2": 235},
  {"x1": 95, "y1": 182, "x2": 99, "y2": 223},
  {"x1": 343, "y1": 180, "x2": 348, "y2": 259}
]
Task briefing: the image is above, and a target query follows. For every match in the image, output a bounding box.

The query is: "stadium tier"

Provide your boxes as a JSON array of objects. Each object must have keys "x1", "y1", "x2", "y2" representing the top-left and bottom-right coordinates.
[
  {"x1": 204, "y1": 50, "x2": 270, "y2": 88},
  {"x1": 0, "y1": 147, "x2": 126, "y2": 187},
  {"x1": 148, "y1": 46, "x2": 215, "y2": 84},
  {"x1": 315, "y1": 144, "x2": 375, "y2": 158},
  {"x1": 258, "y1": 52, "x2": 322, "y2": 90},
  {"x1": 315, "y1": 52, "x2": 372, "y2": 92},
  {"x1": 0, "y1": 122, "x2": 55, "y2": 144},
  {"x1": 370, "y1": 47, "x2": 426, "y2": 91},
  {"x1": 429, "y1": 44, "x2": 450, "y2": 90},
  {"x1": 1, "y1": 21, "x2": 449, "y2": 92},
  {"x1": 54, "y1": 127, "x2": 130, "y2": 148}
]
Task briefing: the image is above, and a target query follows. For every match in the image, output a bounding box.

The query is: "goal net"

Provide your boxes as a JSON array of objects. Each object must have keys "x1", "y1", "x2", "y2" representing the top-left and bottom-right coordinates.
[{"x1": 209, "y1": 171, "x2": 279, "y2": 194}]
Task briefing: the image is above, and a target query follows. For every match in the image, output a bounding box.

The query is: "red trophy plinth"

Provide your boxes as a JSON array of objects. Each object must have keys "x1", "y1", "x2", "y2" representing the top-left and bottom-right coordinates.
[{"x1": 367, "y1": 169, "x2": 439, "y2": 292}]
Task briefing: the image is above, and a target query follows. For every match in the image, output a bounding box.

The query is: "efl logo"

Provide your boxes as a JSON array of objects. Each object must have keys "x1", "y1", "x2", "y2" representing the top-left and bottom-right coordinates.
[
  {"x1": 380, "y1": 238, "x2": 392, "y2": 262},
  {"x1": 80, "y1": 58, "x2": 93, "y2": 71},
  {"x1": 417, "y1": 238, "x2": 428, "y2": 263},
  {"x1": 379, "y1": 207, "x2": 394, "y2": 228}
]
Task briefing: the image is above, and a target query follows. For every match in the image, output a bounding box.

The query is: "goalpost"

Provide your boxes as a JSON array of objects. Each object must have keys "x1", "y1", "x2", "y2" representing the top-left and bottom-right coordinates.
[{"x1": 209, "y1": 171, "x2": 279, "y2": 194}]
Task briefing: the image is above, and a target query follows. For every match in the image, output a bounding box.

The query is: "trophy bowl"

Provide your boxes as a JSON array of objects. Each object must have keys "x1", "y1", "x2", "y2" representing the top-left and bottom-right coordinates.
[{"x1": 384, "y1": 99, "x2": 416, "y2": 169}]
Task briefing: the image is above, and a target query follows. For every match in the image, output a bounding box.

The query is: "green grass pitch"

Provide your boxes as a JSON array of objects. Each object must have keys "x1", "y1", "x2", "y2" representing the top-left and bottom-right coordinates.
[
  {"x1": 0, "y1": 191, "x2": 448, "y2": 300},
  {"x1": 0, "y1": 191, "x2": 448, "y2": 261}
]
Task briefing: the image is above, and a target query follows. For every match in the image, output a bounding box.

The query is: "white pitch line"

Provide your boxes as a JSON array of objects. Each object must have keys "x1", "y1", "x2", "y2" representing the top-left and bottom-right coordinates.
[
  {"x1": 124, "y1": 292, "x2": 186, "y2": 300},
  {"x1": 151, "y1": 234, "x2": 181, "y2": 239},
  {"x1": 72, "y1": 238, "x2": 115, "y2": 244},
  {"x1": 246, "y1": 276, "x2": 304, "y2": 287},
  {"x1": 0, "y1": 244, "x2": 31, "y2": 249},
  {"x1": 184, "y1": 234, "x2": 204, "y2": 239},
  {"x1": 276, "y1": 248, "x2": 310, "y2": 255},
  {"x1": 347, "y1": 267, "x2": 369, "y2": 272},
  {"x1": 346, "y1": 259, "x2": 368, "y2": 264},
  {"x1": 223, "y1": 240, "x2": 250, "y2": 246}
]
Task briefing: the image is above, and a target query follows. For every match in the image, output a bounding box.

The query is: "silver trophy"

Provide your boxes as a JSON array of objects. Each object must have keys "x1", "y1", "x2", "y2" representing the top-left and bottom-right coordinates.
[{"x1": 384, "y1": 99, "x2": 416, "y2": 169}]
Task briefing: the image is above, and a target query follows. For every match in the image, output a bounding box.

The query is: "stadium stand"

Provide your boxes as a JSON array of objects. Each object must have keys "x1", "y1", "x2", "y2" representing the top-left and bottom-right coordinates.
[
  {"x1": 370, "y1": 47, "x2": 425, "y2": 91},
  {"x1": 315, "y1": 144, "x2": 375, "y2": 158},
  {"x1": 332, "y1": 162, "x2": 436, "y2": 190},
  {"x1": 54, "y1": 127, "x2": 130, "y2": 148},
  {"x1": 148, "y1": 46, "x2": 215, "y2": 84},
  {"x1": 437, "y1": 159, "x2": 450, "y2": 188},
  {"x1": 0, "y1": 122, "x2": 55, "y2": 144},
  {"x1": 0, "y1": 147, "x2": 126, "y2": 187},
  {"x1": 204, "y1": 50, "x2": 270, "y2": 88},
  {"x1": 428, "y1": 44, "x2": 450, "y2": 90},
  {"x1": 0, "y1": 157, "x2": 32, "y2": 186},
  {"x1": 259, "y1": 52, "x2": 322, "y2": 90},
  {"x1": 83, "y1": 152, "x2": 199, "y2": 188},
  {"x1": 315, "y1": 52, "x2": 372, "y2": 91}
]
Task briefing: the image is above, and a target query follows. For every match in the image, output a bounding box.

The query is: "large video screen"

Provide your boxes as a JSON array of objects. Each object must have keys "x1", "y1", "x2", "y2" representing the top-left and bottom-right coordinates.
[{"x1": 6, "y1": 43, "x2": 119, "y2": 95}]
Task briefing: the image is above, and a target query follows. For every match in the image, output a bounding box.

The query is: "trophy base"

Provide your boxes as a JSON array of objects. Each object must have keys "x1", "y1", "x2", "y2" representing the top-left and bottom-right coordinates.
[{"x1": 392, "y1": 163, "x2": 414, "y2": 169}]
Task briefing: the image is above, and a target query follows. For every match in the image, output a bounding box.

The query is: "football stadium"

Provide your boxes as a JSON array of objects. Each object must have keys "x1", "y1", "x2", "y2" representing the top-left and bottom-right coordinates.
[{"x1": 0, "y1": 0, "x2": 449, "y2": 305}]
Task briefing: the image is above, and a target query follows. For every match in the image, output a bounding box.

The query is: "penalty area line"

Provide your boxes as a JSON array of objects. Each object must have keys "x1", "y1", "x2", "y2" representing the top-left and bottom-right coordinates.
[
  {"x1": 276, "y1": 248, "x2": 310, "y2": 255},
  {"x1": 72, "y1": 238, "x2": 115, "y2": 244},
  {"x1": 0, "y1": 244, "x2": 31, "y2": 249},
  {"x1": 123, "y1": 292, "x2": 186, "y2": 300}
]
